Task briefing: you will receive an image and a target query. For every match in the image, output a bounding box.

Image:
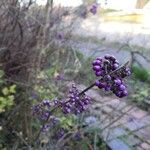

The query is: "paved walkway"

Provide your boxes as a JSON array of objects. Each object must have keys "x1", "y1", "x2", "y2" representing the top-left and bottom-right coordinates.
[{"x1": 78, "y1": 85, "x2": 150, "y2": 150}]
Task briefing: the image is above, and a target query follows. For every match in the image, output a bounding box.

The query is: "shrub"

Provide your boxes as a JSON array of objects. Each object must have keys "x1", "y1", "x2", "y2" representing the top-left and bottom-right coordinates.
[{"x1": 132, "y1": 65, "x2": 150, "y2": 82}]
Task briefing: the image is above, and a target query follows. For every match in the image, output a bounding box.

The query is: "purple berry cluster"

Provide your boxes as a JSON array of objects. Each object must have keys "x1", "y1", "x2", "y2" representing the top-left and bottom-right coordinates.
[
  {"x1": 32, "y1": 54, "x2": 131, "y2": 143},
  {"x1": 61, "y1": 84, "x2": 91, "y2": 114},
  {"x1": 32, "y1": 99, "x2": 61, "y2": 131},
  {"x1": 92, "y1": 54, "x2": 131, "y2": 98},
  {"x1": 73, "y1": 132, "x2": 82, "y2": 141},
  {"x1": 32, "y1": 99, "x2": 51, "y2": 121},
  {"x1": 32, "y1": 84, "x2": 91, "y2": 132},
  {"x1": 54, "y1": 128, "x2": 65, "y2": 140},
  {"x1": 90, "y1": 3, "x2": 98, "y2": 15}
]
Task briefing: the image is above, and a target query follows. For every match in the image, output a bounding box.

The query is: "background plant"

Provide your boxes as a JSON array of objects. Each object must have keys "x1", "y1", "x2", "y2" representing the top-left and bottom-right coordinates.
[{"x1": 0, "y1": 0, "x2": 100, "y2": 149}]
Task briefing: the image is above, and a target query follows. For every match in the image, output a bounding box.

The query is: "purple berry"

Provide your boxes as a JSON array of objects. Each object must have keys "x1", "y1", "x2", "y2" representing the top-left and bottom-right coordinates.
[
  {"x1": 93, "y1": 65, "x2": 101, "y2": 71},
  {"x1": 90, "y1": 4, "x2": 97, "y2": 15},
  {"x1": 125, "y1": 68, "x2": 131, "y2": 76},
  {"x1": 112, "y1": 63, "x2": 119, "y2": 70},
  {"x1": 95, "y1": 71, "x2": 103, "y2": 76},
  {"x1": 62, "y1": 106, "x2": 71, "y2": 114},
  {"x1": 114, "y1": 79, "x2": 122, "y2": 85},
  {"x1": 96, "y1": 57, "x2": 103, "y2": 61},
  {"x1": 42, "y1": 99, "x2": 51, "y2": 107},
  {"x1": 110, "y1": 56, "x2": 116, "y2": 61},
  {"x1": 92, "y1": 60, "x2": 97, "y2": 66},
  {"x1": 95, "y1": 80, "x2": 100, "y2": 86},
  {"x1": 92, "y1": 4, "x2": 97, "y2": 8},
  {"x1": 83, "y1": 99, "x2": 90, "y2": 105},
  {"x1": 54, "y1": 100, "x2": 59, "y2": 105},
  {"x1": 119, "y1": 84, "x2": 126, "y2": 91},
  {"x1": 92, "y1": 60, "x2": 101, "y2": 66},
  {"x1": 115, "y1": 91, "x2": 123, "y2": 98},
  {"x1": 122, "y1": 90, "x2": 128, "y2": 96},
  {"x1": 105, "y1": 75, "x2": 111, "y2": 80},
  {"x1": 105, "y1": 85, "x2": 111, "y2": 91},
  {"x1": 100, "y1": 82, "x2": 107, "y2": 88},
  {"x1": 41, "y1": 124, "x2": 49, "y2": 132},
  {"x1": 55, "y1": 128, "x2": 65, "y2": 139},
  {"x1": 104, "y1": 54, "x2": 111, "y2": 59},
  {"x1": 50, "y1": 116, "x2": 60, "y2": 125},
  {"x1": 74, "y1": 132, "x2": 81, "y2": 140}
]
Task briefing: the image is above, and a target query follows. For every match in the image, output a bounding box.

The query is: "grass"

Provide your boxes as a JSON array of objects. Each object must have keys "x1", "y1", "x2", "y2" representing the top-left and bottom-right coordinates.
[
  {"x1": 132, "y1": 65, "x2": 150, "y2": 82},
  {"x1": 128, "y1": 65, "x2": 150, "y2": 111},
  {"x1": 128, "y1": 79, "x2": 150, "y2": 111}
]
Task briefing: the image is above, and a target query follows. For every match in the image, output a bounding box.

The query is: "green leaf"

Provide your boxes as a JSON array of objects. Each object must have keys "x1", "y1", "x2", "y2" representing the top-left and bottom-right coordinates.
[
  {"x1": 0, "y1": 97, "x2": 6, "y2": 113},
  {"x1": 9, "y1": 85, "x2": 16, "y2": 93},
  {"x1": 45, "y1": 68, "x2": 56, "y2": 76},
  {"x1": 7, "y1": 95, "x2": 14, "y2": 106},
  {"x1": 140, "y1": 90, "x2": 149, "y2": 96},
  {"x1": 0, "y1": 70, "x2": 4, "y2": 78},
  {"x1": 2, "y1": 87, "x2": 9, "y2": 95}
]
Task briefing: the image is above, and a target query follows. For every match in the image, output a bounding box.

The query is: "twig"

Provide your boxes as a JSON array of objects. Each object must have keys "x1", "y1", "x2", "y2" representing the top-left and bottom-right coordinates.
[{"x1": 13, "y1": 131, "x2": 32, "y2": 150}]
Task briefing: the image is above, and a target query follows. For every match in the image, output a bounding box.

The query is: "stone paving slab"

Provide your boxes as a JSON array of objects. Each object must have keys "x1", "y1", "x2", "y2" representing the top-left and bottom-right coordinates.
[
  {"x1": 124, "y1": 120, "x2": 147, "y2": 131},
  {"x1": 140, "y1": 142, "x2": 150, "y2": 150},
  {"x1": 78, "y1": 84, "x2": 150, "y2": 150},
  {"x1": 141, "y1": 115, "x2": 150, "y2": 124},
  {"x1": 134, "y1": 146, "x2": 145, "y2": 150},
  {"x1": 122, "y1": 135, "x2": 141, "y2": 147},
  {"x1": 107, "y1": 139, "x2": 131, "y2": 150},
  {"x1": 128, "y1": 107, "x2": 148, "y2": 119},
  {"x1": 101, "y1": 106, "x2": 114, "y2": 114},
  {"x1": 106, "y1": 99, "x2": 121, "y2": 109},
  {"x1": 121, "y1": 105, "x2": 134, "y2": 113},
  {"x1": 106, "y1": 127, "x2": 127, "y2": 141},
  {"x1": 135, "y1": 126, "x2": 150, "y2": 140}
]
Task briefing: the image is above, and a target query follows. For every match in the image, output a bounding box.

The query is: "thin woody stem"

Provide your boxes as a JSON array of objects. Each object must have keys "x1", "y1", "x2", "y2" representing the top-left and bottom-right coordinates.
[{"x1": 79, "y1": 83, "x2": 95, "y2": 95}]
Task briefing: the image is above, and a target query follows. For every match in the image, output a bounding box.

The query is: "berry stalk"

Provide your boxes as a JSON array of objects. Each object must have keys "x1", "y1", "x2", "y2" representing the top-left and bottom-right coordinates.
[{"x1": 33, "y1": 55, "x2": 131, "y2": 144}]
